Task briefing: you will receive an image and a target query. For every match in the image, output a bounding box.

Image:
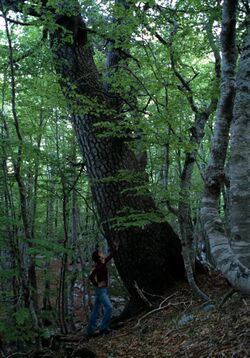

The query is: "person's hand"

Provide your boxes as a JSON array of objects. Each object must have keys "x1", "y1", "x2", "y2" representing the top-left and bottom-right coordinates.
[
  {"x1": 98, "y1": 281, "x2": 106, "y2": 288},
  {"x1": 113, "y1": 241, "x2": 119, "y2": 251}
]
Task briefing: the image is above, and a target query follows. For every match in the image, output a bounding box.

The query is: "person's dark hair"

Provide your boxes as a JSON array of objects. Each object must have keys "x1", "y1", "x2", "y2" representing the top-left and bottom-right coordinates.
[{"x1": 92, "y1": 250, "x2": 100, "y2": 263}]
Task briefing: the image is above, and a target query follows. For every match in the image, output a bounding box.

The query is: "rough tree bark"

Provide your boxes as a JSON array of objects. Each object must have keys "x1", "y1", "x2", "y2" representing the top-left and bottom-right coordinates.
[
  {"x1": 200, "y1": 0, "x2": 250, "y2": 293},
  {"x1": 50, "y1": 3, "x2": 184, "y2": 307}
]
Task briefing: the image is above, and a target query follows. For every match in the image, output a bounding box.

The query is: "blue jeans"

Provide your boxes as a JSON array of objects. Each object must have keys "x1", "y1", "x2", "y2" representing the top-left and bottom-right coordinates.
[{"x1": 87, "y1": 288, "x2": 112, "y2": 335}]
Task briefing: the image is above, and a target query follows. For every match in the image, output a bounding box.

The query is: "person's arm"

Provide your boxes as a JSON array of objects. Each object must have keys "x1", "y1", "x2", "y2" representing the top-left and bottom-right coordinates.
[
  {"x1": 89, "y1": 267, "x2": 98, "y2": 287},
  {"x1": 105, "y1": 252, "x2": 113, "y2": 264},
  {"x1": 105, "y1": 241, "x2": 119, "y2": 263}
]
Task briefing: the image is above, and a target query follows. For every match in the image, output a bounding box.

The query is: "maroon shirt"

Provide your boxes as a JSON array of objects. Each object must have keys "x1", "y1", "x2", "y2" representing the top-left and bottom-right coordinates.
[{"x1": 89, "y1": 253, "x2": 113, "y2": 288}]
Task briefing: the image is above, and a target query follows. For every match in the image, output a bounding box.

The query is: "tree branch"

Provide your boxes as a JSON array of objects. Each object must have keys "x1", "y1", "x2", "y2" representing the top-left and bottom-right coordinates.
[
  {"x1": 157, "y1": 20, "x2": 199, "y2": 114},
  {"x1": 0, "y1": 14, "x2": 37, "y2": 26},
  {"x1": 134, "y1": 295, "x2": 184, "y2": 328}
]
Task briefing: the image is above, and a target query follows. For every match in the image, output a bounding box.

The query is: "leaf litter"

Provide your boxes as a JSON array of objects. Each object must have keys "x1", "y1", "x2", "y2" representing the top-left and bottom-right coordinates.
[{"x1": 80, "y1": 272, "x2": 250, "y2": 358}]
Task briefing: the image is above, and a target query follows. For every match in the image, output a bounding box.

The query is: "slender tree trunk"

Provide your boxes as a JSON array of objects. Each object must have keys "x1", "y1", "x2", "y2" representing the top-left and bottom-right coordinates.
[
  {"x1": 178, "y1": 112, "x2": 212, "y2": 301},
  {"x1": 163, "y1": 15, "x2": 220, "y2": 300},
  {"x1": 68, "y1": 145, "x2": 80, "y2": 331},
  {"x1": 43, "y1": 165, "x2": 54, "y2": 310},
  {"x1": 1, "y1": 7, "x2": 41, "y2": 341},
  {"x1": 30, "y1": 110, "x2": 44, "y2": 240},
  {"x1": 1, "y1": 161, "x2": 19, "y2": 301},
  {"x1": 0, "y1": 116, "x2": 22, "y2": 305},
  {"x1": 54, "y1": 116, "x2": 68, "y2": 334},
  {"x1": 200, "y1": 0, "x2": 250, "y2": 293}
]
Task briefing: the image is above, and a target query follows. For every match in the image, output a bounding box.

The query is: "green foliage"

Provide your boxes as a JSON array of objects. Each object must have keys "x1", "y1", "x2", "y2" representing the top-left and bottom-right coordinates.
[
  {"x1": 14, "y1": 307, "x2": 30, "y2": 326},
  {"x1": 0, "y1": 0, "x2": 247, "y2": 348},
  {"x1": 0, "y1": 0, "x2": 226, "y2": 259},
  {"x1": 112, "y1": 208, "x2": 166, "y2": 230},
  {"x1": 0, "y1": 2, "x2": 230, "y2": 239},
  {"x1": 0, "y1": 307, "x2": 37, "y2": 344}
]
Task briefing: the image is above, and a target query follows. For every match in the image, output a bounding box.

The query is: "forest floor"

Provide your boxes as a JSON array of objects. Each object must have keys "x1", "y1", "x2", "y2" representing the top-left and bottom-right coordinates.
[
  {"x1": 3, "y1": 271, "x2": 248, "y2": 357},
  {"x1": 54, "y1": 271, "x2": 250, "y2": 358}
]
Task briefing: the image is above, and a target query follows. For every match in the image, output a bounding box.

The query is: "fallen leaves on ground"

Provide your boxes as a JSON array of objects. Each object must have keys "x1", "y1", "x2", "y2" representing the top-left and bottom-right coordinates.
[{"x1": 79, "y1": 272, "x2": 250, "y2": 358}]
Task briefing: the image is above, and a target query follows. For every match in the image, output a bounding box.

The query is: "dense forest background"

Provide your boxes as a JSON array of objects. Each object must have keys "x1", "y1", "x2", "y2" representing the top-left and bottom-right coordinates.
[{"x1": 0, "y1": 0, "x2": 249, "y2": 356}]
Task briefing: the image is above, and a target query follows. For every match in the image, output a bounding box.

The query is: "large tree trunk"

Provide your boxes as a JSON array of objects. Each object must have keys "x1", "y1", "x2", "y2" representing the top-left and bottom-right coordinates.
[
  {"x1": 229, "y1": 29, "x2": 250, "y2": 267},
  {"x1": 48, "y1": 3, "x2": 184, "y2": 302}
]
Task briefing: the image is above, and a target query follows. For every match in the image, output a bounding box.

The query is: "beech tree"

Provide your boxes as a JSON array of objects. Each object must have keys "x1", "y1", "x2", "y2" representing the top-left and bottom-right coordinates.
[
  {"x1": 201, "y1": 0, "x2": 250, "y2": 292},
  {"x1": 228, "y1": 29, "x2": 250, "y2": 268}
]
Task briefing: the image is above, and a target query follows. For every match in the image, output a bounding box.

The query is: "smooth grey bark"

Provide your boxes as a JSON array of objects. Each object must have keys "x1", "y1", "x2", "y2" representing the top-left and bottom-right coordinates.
[
  {"x1": 55, "y1": 117, "x2": 68, "y2": 334},
  {"x1": 68, "y1": 143, "x2": 82, "y2": 331},
  {"x1": 229, "y1": 29, "x2": 250, "y2": 267},
  {"x1": 68, "y1": 188, "x2": 78, "y2": 331},
  {"x1": 43, "y1": 165, "x2": 54, "y2": 310},
  {"x1": 200, "y1": 0, "x2": 250, "y2": 293}
]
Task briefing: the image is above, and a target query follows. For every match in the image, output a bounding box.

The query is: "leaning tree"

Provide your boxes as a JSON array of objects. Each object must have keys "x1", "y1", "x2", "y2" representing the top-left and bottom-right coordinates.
[{"x1": 2, "y1": 0, "x2": 185, "y2": 312}]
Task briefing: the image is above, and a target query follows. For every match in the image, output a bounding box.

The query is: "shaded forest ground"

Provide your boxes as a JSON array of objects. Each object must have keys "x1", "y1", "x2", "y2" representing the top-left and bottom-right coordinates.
[{"x1": 53, "y1": 272, "x2": 250, "y2": 358}]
